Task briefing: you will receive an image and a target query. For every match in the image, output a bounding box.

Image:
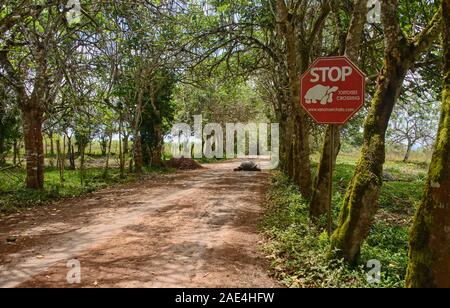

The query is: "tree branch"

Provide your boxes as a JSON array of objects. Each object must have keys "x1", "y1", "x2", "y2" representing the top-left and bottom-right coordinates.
[{"x1": 410, "y1": 7, "x2": 443, "y2": 56}]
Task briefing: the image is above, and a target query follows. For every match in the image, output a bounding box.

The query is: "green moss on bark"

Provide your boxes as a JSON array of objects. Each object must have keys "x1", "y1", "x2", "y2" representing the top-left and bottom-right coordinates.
[
  {"x1": 328, "y1": 2, "x2": 441, "y2": 263},
  {"x1": 329, "y1": 117, "x2": 385, "y2": 262},
  {"x1": 406, "y1": 46, "x2": 450, "y2": 287}
]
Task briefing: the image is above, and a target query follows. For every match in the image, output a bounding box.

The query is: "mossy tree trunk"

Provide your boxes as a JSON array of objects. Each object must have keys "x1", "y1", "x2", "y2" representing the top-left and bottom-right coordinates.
[
  {"x1": 406, "y1": 0, "x2": 450, "y2": 288},
  {"x1": 310, "y1": 0, "x2": 367, "y2": 220},
  {"x1": 330, "y1": 0, "x2": 442, "y2": 263}
]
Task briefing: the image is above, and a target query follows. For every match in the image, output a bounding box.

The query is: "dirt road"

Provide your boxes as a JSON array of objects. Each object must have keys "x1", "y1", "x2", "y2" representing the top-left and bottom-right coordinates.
[{"x1": 0, "y1": 160, "x2": 279, "y2": 288}]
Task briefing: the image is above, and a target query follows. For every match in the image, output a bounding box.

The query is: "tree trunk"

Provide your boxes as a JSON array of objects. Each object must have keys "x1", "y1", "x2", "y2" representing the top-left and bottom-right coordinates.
[
  {"x1": 151, "y1": 126, "x2": 164, "y2": 167},
  {"x1": 48, "y1": 131, "x2": 55, "y2": 168},
  {"x1": 282, "y1": 119, "x2": 295, "y2": 177},
  {"x1": 67, "y1": 136, "x2": 76, "y2": 170},
  {"x1": 134, "y1": 132, "x2": 143, "y2": 174},
  {"x1": 123, "y1": 133, "x2": 129, "y2": 155},
  {"x1": 79, "y1": 141, "x2": 86, "y2": 185},
  {"x1": 310, "y1": 0, "x2": 368, "y2": 220},
  {"x1": 292, "y1": 111, "x2": 313, "y2": 199},
  {"x1": 310, "y1": 126, "x2": 341, "y2": 219},
  {"x1": 21, "y1": 105, "x2": 45, "y2": 189},
  {"x1": 403, "y1": 140, "x2": 413, "y2": 163},
  {"x1": 278, "y1": 113, "x2": 290, "y2": 172},
  {"x1": 134, "y1": 87, "x2": 144, "y2": 174},
  {"x1": 56, "y1": 138, "x2": 65, "y2": 183},
  {"x1": 103, "y1": 133, "x2": 113, "y2": 178},
  {"x1": 67, "y1": 136, "x2": 71, "y2": 167},
  {"x1": 71, "y1": 145, "x2": 75, "y2": 170},
  {"x1": 13, "y1": 139, "x2": 18, "y2": 166},
  {"x1": 276, "y1": 0, "x2": 314, "y2": 198},
  {"x1": 119, "y1": 117, "x2": 125, "y2": 179},
  {"x1": 0, "y1": 98, "x2": 5, "y2": 166},
  {"x1": 330, "y1": 63, "x2": 410, "y2": 262},
  {"x1": 406, "y1": 0, "x2": 450, "y2": 288},
  {"x1": 77, "y1": 140, "x2": 82, "y2": 156},
  {"x1": 129, "y1": 158, "x2": 134, "y2": 173},
  {"x1": 0, "y1": 133, "x2": 5, "y2": 166},
  {"x1": 63, "y1": 135, "x2": 66, "y2": 170},
  {"x1": 17, "y1": 141, "x2": 22, "y2": 165},
  {"x1": 49, "y1": 132, "x2": 54, "y2": 156},
  {"x1": 329, "y1": 0, "x2": 441, "y2": 263},
  {"x1": 100, "y1": 137, "x2": 108, "y2": 156},
  {"x1": 150, "y1": 92, "x2": 164, "y2": 168}
]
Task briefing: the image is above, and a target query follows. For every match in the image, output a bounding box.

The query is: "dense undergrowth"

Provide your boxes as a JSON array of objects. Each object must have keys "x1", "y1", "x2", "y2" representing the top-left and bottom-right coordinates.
[{"x1": 262, "y1": 156, "x2": 427, "y2": 288}]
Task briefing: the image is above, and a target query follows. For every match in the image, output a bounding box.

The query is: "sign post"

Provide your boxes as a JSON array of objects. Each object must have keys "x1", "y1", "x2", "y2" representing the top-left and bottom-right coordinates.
[
  {"x1": 300, "y1": 56, "x2": 366, "y2": 235},
  {"x1": 327, "y1": 124, "x2": 335, "y2": 236}
]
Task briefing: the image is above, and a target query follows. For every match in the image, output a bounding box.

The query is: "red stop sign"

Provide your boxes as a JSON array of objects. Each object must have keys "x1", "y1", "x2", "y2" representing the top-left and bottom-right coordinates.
[{"x1": 300, "y1": 56, "x2": 366, "y2": 125}]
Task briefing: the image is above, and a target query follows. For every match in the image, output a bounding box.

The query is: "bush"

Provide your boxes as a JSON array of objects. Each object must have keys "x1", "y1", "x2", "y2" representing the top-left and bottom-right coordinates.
[{"x1": 262, "y1": 172, "x2": 410, "y2": 288}]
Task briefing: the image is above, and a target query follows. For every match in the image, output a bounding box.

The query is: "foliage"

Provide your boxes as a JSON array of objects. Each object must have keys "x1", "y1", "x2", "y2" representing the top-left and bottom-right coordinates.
[
  {"x1": 0, "y1": 85, "x2": 21, "y2": 164},
  {"x1": 388, "y1": 84, "x2": 441, "y2": 161},
  {"x1": 262, "y1": 153, "x2": 427, "y2": 288},
  {"x1": 141, "y1": 70, "x2": 177, "y2": 165},
  {"x1": 0, "y1": 164, "x2": 174, "y2": 214},
  {"x1": 174, "y1": 76, "x2": 271, "y2": 125},
  {"x1": 0, "y1": 0, "x2": 446, "y2": 288}
]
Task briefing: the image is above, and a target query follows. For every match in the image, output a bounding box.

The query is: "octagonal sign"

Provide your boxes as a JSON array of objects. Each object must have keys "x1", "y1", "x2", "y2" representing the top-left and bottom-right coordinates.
[{"x1": 300, "y1": 56, "x2": 366, "y2": 125}]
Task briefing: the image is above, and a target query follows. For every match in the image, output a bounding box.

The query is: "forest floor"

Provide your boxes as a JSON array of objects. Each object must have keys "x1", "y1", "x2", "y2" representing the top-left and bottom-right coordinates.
[
  {"x1": 0, "y1": 160, "x2": 279, "y2": 288},
  {"x1": 262, "y1": 153, "x2": 428, "y2": 288}
]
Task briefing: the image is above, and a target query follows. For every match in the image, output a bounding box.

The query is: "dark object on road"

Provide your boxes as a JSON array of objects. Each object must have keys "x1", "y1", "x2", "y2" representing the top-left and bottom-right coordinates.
[
  {"x1": 234, "y1": 161, "x2": 261, "y2": 172},
  {"x1": 6, "y1": 237, "x2": 17, "y2": 244},
  {"x1": 165, "y1": 157, "x2": 204, "y2": 170}
]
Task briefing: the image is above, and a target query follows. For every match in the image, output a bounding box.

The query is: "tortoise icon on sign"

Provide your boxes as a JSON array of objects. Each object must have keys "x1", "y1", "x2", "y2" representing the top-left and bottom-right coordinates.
[{"x1": 304, "y1": 85, "x2": 339, "y2": 105}]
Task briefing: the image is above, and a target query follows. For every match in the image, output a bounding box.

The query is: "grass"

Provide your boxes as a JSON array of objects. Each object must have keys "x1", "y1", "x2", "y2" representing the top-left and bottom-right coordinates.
[
  {"x1": 261, "y1": 155, "x2": 428, "y2": 288},
  {"x1": 0, "y1": 163, "x2": 174, "y2": 214},
  {"x1": 195, "y1": 157, "x2": 229, "y2": 164},
  {"x1": 0, "y1": 146, "x2": 213, "y2": 215},
  {"x1": 0, "y1": 148, "x2": 429, "y2": 288}
]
